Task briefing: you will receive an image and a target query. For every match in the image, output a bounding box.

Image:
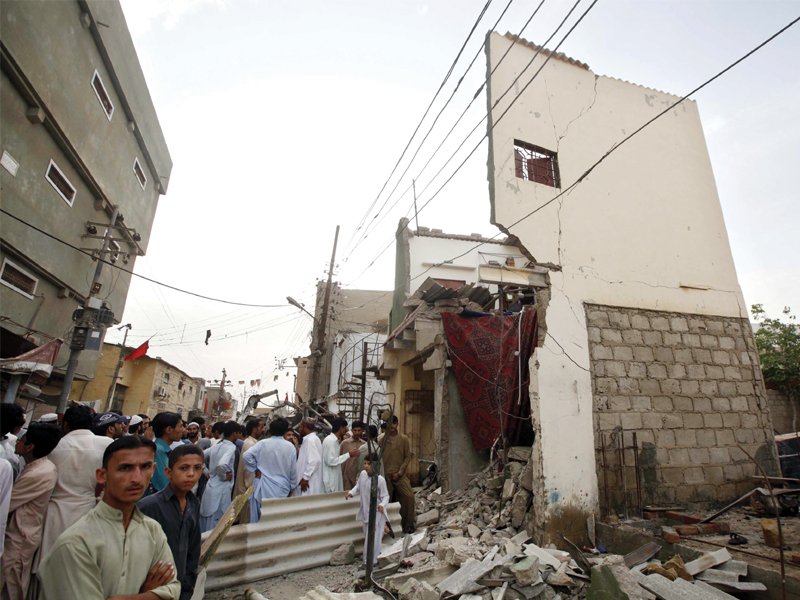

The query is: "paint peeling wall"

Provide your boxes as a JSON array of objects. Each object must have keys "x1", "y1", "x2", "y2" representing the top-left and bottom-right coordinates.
[{"x1": 485, "y1": 32, "x2": 749, "y2": 533}]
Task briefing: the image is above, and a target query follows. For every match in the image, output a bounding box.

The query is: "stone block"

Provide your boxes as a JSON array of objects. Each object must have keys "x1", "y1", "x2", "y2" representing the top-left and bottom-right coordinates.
[
  {"x1": 674, "y1": 348, "x2": 693, "y2": 363},
  {"x1": 651, "y1": 317, "x2": 670, "y2": 331},
  {"x1": 596, "y1": 378, "x2": 618, "y2": 394},
  {"x1": 668, "y1": 364, "x2": 687, "y2": 379},
  {"x1": 739, "y1": 366, "x2": 753, "y2": 380},
  {"x1": 687, "y1": 365, "x2": 706, "y2": 380},
  {"x1": 663, "y1": 332, "x2": 682, "y2": 347},
  {"x1": 673, "y1": 396, "x2": 693, "y2": 411},
  {"x1": 417, "y1": 509, "x2": 440, "y2": 527},
  {"x1": 699, "y1": 381, "x2": 718, "y2": 396},
  {"x1": 608, "y1": 396, "x2": 631, "y2": 411},
  {"x1": 665, "y1": 414, "x2": 684, "y2": 429},
  {"x1": 693, "y1": 398, "x2": 712, "y2": 413},
  {"x1": 705, "y1": 365, "x2": 724, "y2": 380},
  {"x1": 587, "y1": 310, "x2": 610, "y2": 327},
  {"x1": 643, "y1": 331, "x2": 663, "y2": 346},
  {"x1": 675, "y1": 429, "x2": 697, "y2": 447},
  {"x1": 606, "y1": 361, "x2": 627, "y2": 377},
  {"x1": 639, "y1": 379, "x2": 661, "y2": 394},
  {"x1": 509, "y1": 556, "x2": 540, "y2": 586},
  {"x1": 684, "y1": 413, "x2": 703, "y2": 429},
  {"x1": 689, "y1": 448, "x2": 710, "y2": 464},
  {"x1": 701, "y1": 335, "x2": 719, "y2": 348},
  {"x1": 613, "y1": 346, "x2": 633, "y2": 361},
  {"x1": 628, "y1": 362, "x2": 647, "y2": 378},
  {"x1": 709, "y1": 447, "x2": 730, "y2": 463},
  {"x1": 679, "y1": 380, "x2": 700, "y2": 396},
  {"x1": 599, "y1": 413, "x2": 621, "y2": 430},
  {"x1": 638, "y1": 430, "x2": 655, "y2": 445},
  {"x1": 711, "y1": 398, "x2": 731, "y2": 412},
  {"x1": 661, "y1": 467, "x2": 684, "y2": 484},
  {"x1": 683, "y1": 333, "x2": 701, "y2": 347},
  {"x1": 657, "y1": 429, "x2": 676, "y2": 447},
  {"x1": 696, "y1": 430, "x2": 716, "y2": 447},
  {"x1": 660, "y1": 379, "x2": 680, "y2": 394},
  {"x1": 685, "y1": 467, "x2": 705, "y2": 484},
  {"x1": 668, "y1": 448, "x2": 690, "y2": 464},
  {"x1": 722, "y1": 413, "x2": 740, "y2": 428},
  {"x1": 631, "y1": 314, "x2": 650, "y2": 329},
  {"x1": 693, "y1": 348, "x2": 712, "y2": 364},
  {"x1": 716, "y1": 430, "x2": 735, "y2": 447},
  {"x1": 675, "y1": 486, "x2": 695, "y2": 502},
  {"x1": 436, "y1": 537, "x2": 482, "y2": 566},
  {"x1": 502, "y1": 479, "x2": 516, "y2": 501},
  {"x1": 621, "y1": 412, "x2": 643, "y2": 430},
  {"x1": 653, "y1": 396, "x2": 674, "y2": 412},
  {"x1": 718, "y1": 381, "x2": 736, "y2": 396},
  {"x1": 723, "y1": 366, "x2": 742, "y2": 380},
  {"x1": 705, "y1": 466, "x2": 725, "y2": 483},
  {"x1": 719, "y1": 336, "x2": 735, "y2": 350},
  {"x1": 619, "y1": 378, "x2": 640, "y2": 394},
  {"x1": 688, "y1": 318, "x2": 707, "y2": 332},
  {"x1": 592, "y1": 345, "x2": 613, "y2": 360},
  {"x1": 655, "y1": 347, "x2": 674, "y2": 362},
  {"x1": 723, "y1": 321, "x2": 740, "y2": 335},
  {"x1": 594, "y1": 363, "x2": 606, "y2": 377},
  {"x1": 734, "y1": 429, "x2": 754, "y2": 444},
  {"x1": 712, "y1": 351, "x2": 731, "y2": 365},
  {"x1": 511, "y1": 489, "x2": 532, "y2": 528},
  {"x1": 399, "y1": 578, "x2": 439, "y2": 600},
  {"x1": 643, "y1": 412, "x2": 664, "y2": 429},
  {"x1": 622, "y1": 329, "x2": 644, "y2": 345},
  {"x1": 648, "y1": 364, "x2": 668, "y2": 379},
  {"x1": 631, "y1": 396, "x2": 651, "y2": 411},
  {"x1": 737, "y1": 381, "x2": 755, "y2": 395},
  {"x1": 588, "y1": 327, "x2": 602, "y2": 343},
  {"x1": 740, "y1": 414, "x2": 758, "y2": 428},
  {"x1": 633, "y1": 346, "x2": 655, "y2": 362},
  {"x1": 331, "y1": 541, "x2": 356, "y2": 565},
  {"x1": 703, "y1": 413, "x2": 723, "y2": 428},
  {"x1": 670, "y1": 317, "x2": 689, "y2": 332},
  {"x1": 602, "y1": 329, "x2": 622, "y2": 344},
  {"x1": 609, "y1": 312, "x2": 631, "y2": 329}
]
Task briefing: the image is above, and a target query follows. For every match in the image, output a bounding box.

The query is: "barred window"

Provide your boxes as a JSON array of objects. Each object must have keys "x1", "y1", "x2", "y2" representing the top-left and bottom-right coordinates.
[
  {"x1": 514, "y1": 141, "x2": 560, "y2": 188},
  {"x1": 0, "y1": 259, "x2": 38, "y2": 299}
]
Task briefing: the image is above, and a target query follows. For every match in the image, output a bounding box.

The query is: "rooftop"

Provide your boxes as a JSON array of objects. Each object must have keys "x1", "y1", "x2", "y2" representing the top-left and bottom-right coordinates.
[
  {"x1": 414, "y1": 226, "x2": 510, "y2": 246},
  {"x1": 503, "y1": 32, "x2": 590, "y2": 71}
]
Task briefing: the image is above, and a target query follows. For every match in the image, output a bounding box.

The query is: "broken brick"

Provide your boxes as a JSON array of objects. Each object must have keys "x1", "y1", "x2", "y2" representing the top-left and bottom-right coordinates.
[
  {"x1": 697, "y1": 524, "x2": 721, "y2": 534},
  {"x1": 675, "y1": 525, "x2": 699, "y2": 536},
  {"x1": 643, "y1": 511, "x2": 658, "y2": 519}
]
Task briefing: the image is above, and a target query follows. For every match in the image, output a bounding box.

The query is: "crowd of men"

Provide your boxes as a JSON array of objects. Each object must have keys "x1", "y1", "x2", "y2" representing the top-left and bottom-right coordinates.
[{"x1": 0, "y1": 402, "x2": 415, "y2": 600}]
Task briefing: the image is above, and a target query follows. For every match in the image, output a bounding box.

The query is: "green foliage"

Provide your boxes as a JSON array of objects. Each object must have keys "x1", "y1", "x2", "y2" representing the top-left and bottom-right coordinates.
[{"x1": 751, "y1": 304, "x2": 800, "y2": 399}]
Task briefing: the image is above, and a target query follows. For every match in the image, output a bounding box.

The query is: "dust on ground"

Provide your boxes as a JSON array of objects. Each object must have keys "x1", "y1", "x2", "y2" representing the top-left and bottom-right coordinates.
[{"x1": 203, "y1": 563, "x2": 360, "y2": 600}]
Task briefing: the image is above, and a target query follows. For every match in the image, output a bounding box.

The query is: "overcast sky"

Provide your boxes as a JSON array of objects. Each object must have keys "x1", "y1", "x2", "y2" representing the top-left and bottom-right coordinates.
[{"x1": 109, "y1": 0, "x2": 800, "y2": 409}]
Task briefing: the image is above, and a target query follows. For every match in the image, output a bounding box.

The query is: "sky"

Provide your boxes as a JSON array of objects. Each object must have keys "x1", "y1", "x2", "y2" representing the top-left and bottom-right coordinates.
[{"x1": 109, "y1": 0, "x2": 800, "y2": 410}]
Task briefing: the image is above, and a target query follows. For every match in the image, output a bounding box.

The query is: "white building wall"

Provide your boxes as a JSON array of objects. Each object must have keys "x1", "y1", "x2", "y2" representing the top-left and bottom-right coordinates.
[
  {"x1": 486, "y1": 33, "x2": 746, "y2": 530},
  {"x1": 327, "y1": 331, "x2": 387, "y2": 417}
]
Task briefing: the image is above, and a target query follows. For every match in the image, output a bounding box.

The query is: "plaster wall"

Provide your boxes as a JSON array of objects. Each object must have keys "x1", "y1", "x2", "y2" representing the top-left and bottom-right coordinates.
[{"x1": 486, "y1": 33, "x2": 747, "y2": 530}]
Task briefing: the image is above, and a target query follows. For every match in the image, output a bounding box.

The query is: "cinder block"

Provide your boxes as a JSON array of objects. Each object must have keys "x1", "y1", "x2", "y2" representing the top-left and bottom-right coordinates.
[
  {"x1": 737, "y1": 381, "x2": 755, "y2": 395},
  {"x1": 655, "y1": 347, "x2": 674, "y2": 362},
  {"x1": 723, "y1": 366, "x2": 742, "y2": 380},
  {"x1": 712, "y1": 351, "x2": 731, "y2": 365},
  {"x1": 734, "y1": 429, "x2": 754, "y2": 444},
  {"x1": 722, "y1": 413, "x2": 740, "y2": 428},
  {"x1": 660, "y1": 379, "x2": 680, "y2": 394},
  {"x1": 693, "y1": 397, "x2": 712, "y2": 412},
  {"x1": 688, "y1": 318, "x2": 707, "y2": 332},
  {"x1": 718, "y1": 382, "x2": 737, "y2": 396},
  {"x1": 699, "y1": 381, "x2": 718, "y2": 396},
  {"x1": 670, "y1": 317, "x2": 689, "y2": 332},
  {"x1": 651, "y1": 317, "x2": 670, "y2": 331},
  {"x1": 643, "y1": 412, "x2": 665, "y2": 429},
  {"x1": 668, "y1": 448, "x2": 691, "y2": 464},
  {"x1": 622, "y1": 329, "x2": 643, "y2": 345},
  {"x1": 640, "y1": 379, "x2": 661, "y2": 394},
  {"x1": 596, "y1": 378, "x2": 618, "y2": 394},
  {"x1": 609, "y1": 312, "x2": 631, "y2": 329},
  {"x1": 663, "y1": 332, "x2": 682, "y2": 347},
  {"x1": 628, "y1": 362, "x2": 647, "y2": 378},
  {"x1": 723, "y1": 464, "x2": 743, "y2": 481},
  {"x1": 653, "y1": 396, "x2": 674, "y2": 412},
  {"x1": 673, "y1": 396, "x2": 693, "y2": 411},
  {"x1": 620, "y1": 412, "x2": 643, "y2": 430},
  {"x1": 693, "y1": 348, "x2": 713, "y2": 364},
  {"x1": 587, "y1": 310, "x2": 610, "y2": 327},
  {"x1": 673, "y1": 348, "x2": 693, "y2": 363},
  {"x1": 696, "y1": 430, "x2": 717, "y2": 448},
  {"x1": 643, "y1": 331, "x2": 663, "y2": 346},
  {"x1": 739, "y1": 366, "x2": 754, "y2": 380},
  {"x1": 631, "y1": 314, "x2": 650, "y2": 329},
  {"x1": 619, "y1": 378, "x2": 640, "y2": 394},
  {"x1": 656, "y1": 429, "x2": 676, "y2": 447},
  {"x1": 687, "y1": 364, "x2": 706, "y2": 380},
  {"x1": 705, "y1": 466, "x2": 725, "y2": 483},
  {"x1": 704, "y1": 413, "x2": 723, "y2": 428},
  {"x1": 684, "y1": 413, "x2": 704, "y2": 429},
  {"x1": 684, "y1": 467, "x2": 705, "y2": 484},
  {"x1": 606, "y1": 361, "x2": 627, "y2": 377},
  {"x1": 631, "y1": 396, "x2": 651, "y2": 411},
  {"x1": 682, "y1": 333, "x2": 701, "y2": 347},
  {"x1": 634, "y1": 346, "x2": 655, "y2": 362},
  {"x1": 608, "y1": 396, "x2": 632, "y2": 411},
  {"x1": 709, "y1": 447, "x2": 730, "y2": 463},
  {"x1": 740, "y1": 414, "x2": 758, "y2": 428},
  {"x1": 689, "y1": 448, "x2": 710, "y2": 464},
  {"x1": 705, "y1": 365, "x2": 724, "y2": 380},
  {"x1": 602, "y1": 329, "x2": 623, "y2": 344},
  {"x1": 665, "y1": 414, "x2": 684, "y2": 429},
  {"x1": 638, "y1": 430, "x2": 655, "y2": 445},
  {"x1": 661, "y1": 468, "x2": 684, "y2": 484},
  {"x1": 598, "y1": 413, "x2": 621, "y2": 430},
  {"x1": 648, "y1": 364, "x2": 668, "y2": 379},
  {"x1": 712, "y1": 398, "x2": 731, "y2": 412},
  {"x1": 716, "y1": 430, "x2": 735, "y2": 447},
  {"x1": 613, "y1": 346, "x2": 633, "y2": 361},
  {"x1": 718, "y1": 337, "x2": 736, "y2": 350},
  {"x1": 588, "y1": 327, "x2": 602, "y2": 343},
  {"x1": 675, "y1": 429, "x2": 697, "y2": 447},
  {"x1": 592, "y1": 345, "x2": 613, "y2": 360},
  {"x1": 668, "y1": 364, "x2": 687, "y2": 379},
  {"x1": 701, "y1": 335, "x2": 719, "y2": 348}
]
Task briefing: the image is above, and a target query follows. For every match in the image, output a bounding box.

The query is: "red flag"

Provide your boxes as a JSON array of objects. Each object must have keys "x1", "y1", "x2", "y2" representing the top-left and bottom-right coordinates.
[{"x1": 124, "y1": 340, "x2": 149, "y2": 362}]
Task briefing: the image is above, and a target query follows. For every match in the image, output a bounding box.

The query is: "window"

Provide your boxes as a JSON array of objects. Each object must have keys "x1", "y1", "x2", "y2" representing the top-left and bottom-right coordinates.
[
  {"x1": 163, "y1": 373, "x2": 170, "y2": 384},
  {"x1": 45, "y1": 160, "x2": 76, "y2": 206},
  {"x1": 0, "y1": 259, "x2": 38, "y2": 299},
  {"x1": 189, "y1": 386, "x2": 193, "y2": 394},
  {"x1": 514, "y1": 141, "x2": 560, "y2": 188},
  {"x1": 91, "y1": 69, "x2": 114, "y2": 120},
  {"x1": 133, "y1": 158, "x2": 147, "y2": 190}
]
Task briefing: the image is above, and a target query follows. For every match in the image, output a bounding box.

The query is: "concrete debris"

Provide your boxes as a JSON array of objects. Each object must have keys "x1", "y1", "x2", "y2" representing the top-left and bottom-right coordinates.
[
  {"x1": 693, "y1": 581, "x2": 740, "y2": 599},
  {"x1": 329, "y1": 542, "x2": 356, "y2": 566},
  {"x1": 713, "y1": 560, "x2": 747, "y2": 577},
  {"x1": 661, "y1": 555, "x2": 692, "y2": 582},
  {"x1": 510, "y1": 490, "x2": 532, "y2": 529},
  {"x1": 401, "y1": 552, "x2": 433, "y2": 568},
  {"x1": 437, "y1": 557, "x2": 497, "y2": 596},
  {"x1": 508, "y1": 447, "x2": 532, "y2": 462},
  {"x1": 694, "y1": 569, "x2": 740, "y2": 585},
  {"x1": 761, "y1": 518, "x2": 781, "y2": 548},
  {"x1": 398, "y1": 578, "x2": 438, "y2": 600},
  {"x1": 416, "y1": 509, "x2": 440, "y2": 528},
  {"x1": 509, "y1": 556, "x2": 540, "y2": 586},
  {"x1": 502, "y1": 480, "x2": 516, "y2": 502},
  {"x1": 297, "y1": 585, "x2": 384, "y2": 600},
  {"x1": 384, "y1": 563, "x2": 457, "y2": 593},
  {"x1": 468, "y1": 524, "x2": 483, "y2": 538},
  {"x1": 378, "y1": 529, "x2": 427, "y2": 566},
  {"x1": 684, "y1": 548, "x2": 731, "y2": 576},
  {"x1": 436, "y1": 536, "x2": 484, "y2": 566}
]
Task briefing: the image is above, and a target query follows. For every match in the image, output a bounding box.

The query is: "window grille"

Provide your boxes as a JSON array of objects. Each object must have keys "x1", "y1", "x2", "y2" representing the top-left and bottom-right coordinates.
[
  {"x1": 514, "y1": 141, "x2": 560, "y2": 188},
  {"x1": 92, "y1": 70, "x2": 114, "y2": 120},
  {"x1": 45, "y1": 160, "x2": 76, "y2": 206},
  {"x1": 0, "y1": 259, "x2": 38, "y2": 299},
  {"x1": 133, "y1": 158, "x2": 147, "y2": 190}
]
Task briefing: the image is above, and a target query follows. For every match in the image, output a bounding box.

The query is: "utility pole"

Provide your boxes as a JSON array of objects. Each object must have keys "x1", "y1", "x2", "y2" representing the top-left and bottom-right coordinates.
[
  {"x1": 218, "y1": 368, "x2": 227, "y2": 417},
  {"x1": 104, "y1": 324, "x2": 131, "y2": 411},
  {"x1": 308, "y1": 225, "x2": 339, "y2": 403},
  {"x1": 58, "y1": 206, "x2": 120, "y2": 414}
]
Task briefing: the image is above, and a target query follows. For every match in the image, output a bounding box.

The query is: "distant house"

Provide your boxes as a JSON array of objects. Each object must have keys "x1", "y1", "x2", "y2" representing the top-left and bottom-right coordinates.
[{"x1": 0, "y1": 0, "x2": 171, "y2": 407}]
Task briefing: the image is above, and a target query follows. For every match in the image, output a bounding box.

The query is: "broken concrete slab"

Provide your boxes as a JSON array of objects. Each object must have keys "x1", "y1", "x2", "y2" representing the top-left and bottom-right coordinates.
[
  {"x1": 467, "y1": 524, "x2": 482, "y2": 538},
  {"x1": 398, "y1": 578, "x2": 438, "y2": 600},
  {"x1": 510, "y1": 489, "x2": 532, "y2": 529},
  {"x1": 416, "y1": 509, "x2": 440, "y2": 528},
  {"x1": 379, "y1": 529, "x2": 427, "y2": 566},
  {"x1": 684, "y1": 548, "x2": 731, "y2": 576},
  {"x1": 508, "y1": 447, "x2": 531, "y2": 462},
  {"x1": 298, "y1": 585, "x2": 384, "y2": 600},
  {"x1": 509, "y1": 556, "x2": 540, "y2": 586},
  {"x1": 523, "y1": 543, "x2": 562, "y2": 570},
  {"x1": 436, "y1": 536, "x2": 483, "y2": 566},
  {"x1": 384, "y1": 564, "x2": 458, "y2": 593},
  {"x1": 695, "y1": 569, "x2": 740, "y2": 585},
  {"x1": 586, "y1": 564, "x2": 632, "y2": 600},
  {"x1": 330, "y1": 542, "x2": 356, "y2": 565},
  {"x1": 502, "y1": 480, "x2": 516, "y2": 502},
  {"x1": 693, "y1": 581, "x2": 740, "y2": 600},
  {"x1": 518, "y1": 461, "x2": 533, "y2": 491},
  {"x1": 511, "y1": 582, "x2": 547, "y2": 600},
  {"x1": 544, "y1": 563, "x2": 579, "y2": 588},
  {"x1": 401, "y1": 552, "x2": 433, "y2": 568},
  {"x1": 437, "y1": 557, "x2": 496, "y2": 596},
  {"x1": 510, "y1": 531, "x2": 531, "y2": 546},
  {"x1": 714, "y1": 560, "x2": 747, "y2": 577},
  {"x1": 635, "y1": 572, "x2": 741, "y2": 600}
]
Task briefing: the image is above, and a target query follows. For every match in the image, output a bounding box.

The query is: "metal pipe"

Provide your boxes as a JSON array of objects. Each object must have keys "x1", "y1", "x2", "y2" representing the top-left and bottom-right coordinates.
[
  {"x1": 600, "y1": 433, "x2": 610, "y2": 519},
  {"x1": 618, "y1": 431, "x2": 628, "y2": 520},
  {"x1": 633, "y1": 432, "x2": 643, "y2": 517}
]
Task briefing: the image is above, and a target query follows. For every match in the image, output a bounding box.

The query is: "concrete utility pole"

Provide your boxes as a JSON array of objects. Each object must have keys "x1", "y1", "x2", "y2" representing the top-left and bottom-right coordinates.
[
  {"x1": 308, "y1": 225, "x2": 339, "y2": 403},
  {"x1": 58, "y1": 206, "x2": 120, "y2": 414},
  {"x1": 217, "y1": 368, "x2": 227, "y2": 417},
  {"x1": 104, "y1": 324, "x2": 131, "y2": 411}
]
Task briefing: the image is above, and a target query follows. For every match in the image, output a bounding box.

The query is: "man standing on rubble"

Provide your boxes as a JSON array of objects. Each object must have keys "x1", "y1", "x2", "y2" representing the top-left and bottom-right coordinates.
[
  {"x1": 293, "y1": 418, "x2": 323, "y2": 496},
  {"x1": 340, "y1": 420, "x2": 364, "y2": 490},
  {"x1": 322, "y1": 418, "x2": 361, "y2": 494},
  {"x1": 383, "y1": 416, "x2": 415, "y2": 533}
]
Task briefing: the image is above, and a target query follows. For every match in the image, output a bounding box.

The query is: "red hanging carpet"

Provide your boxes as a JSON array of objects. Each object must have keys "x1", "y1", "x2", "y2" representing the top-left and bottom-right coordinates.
[{"x1": 442, "y1": 309, "x2": 538, "y2": 451}]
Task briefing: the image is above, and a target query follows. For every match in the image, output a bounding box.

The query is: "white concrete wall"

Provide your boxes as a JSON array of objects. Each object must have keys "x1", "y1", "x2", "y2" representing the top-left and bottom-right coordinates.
[
  {"x1": 486, "y1": 33, "x2": 746, "y2": 525},
  {"x1": 409, "y1": 234, "x2": 523, "y2": 288}
]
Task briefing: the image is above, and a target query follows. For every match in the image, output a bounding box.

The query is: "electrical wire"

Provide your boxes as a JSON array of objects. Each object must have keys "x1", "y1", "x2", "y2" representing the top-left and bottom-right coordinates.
[{"x1": 0, "y1": 208, "x2": 289, "y2": 308}]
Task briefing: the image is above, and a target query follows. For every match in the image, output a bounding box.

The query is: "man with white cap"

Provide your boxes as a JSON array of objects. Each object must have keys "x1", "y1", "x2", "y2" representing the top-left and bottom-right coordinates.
[
  {"x1": 37, "y1": 413, "x2": 59, "y2": 425},
  {"x1": 127, "y1": 414, "x2": 145, "y2": 435}
]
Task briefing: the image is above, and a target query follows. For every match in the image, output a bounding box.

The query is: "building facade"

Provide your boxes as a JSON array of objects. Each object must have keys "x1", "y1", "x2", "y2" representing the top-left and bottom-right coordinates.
[
  {"x1": 485, "y1": 32, "x2": 776, "y2": 542},
  {"x1": 0, "y1": 0, "x2": 171, "y2": 404}
]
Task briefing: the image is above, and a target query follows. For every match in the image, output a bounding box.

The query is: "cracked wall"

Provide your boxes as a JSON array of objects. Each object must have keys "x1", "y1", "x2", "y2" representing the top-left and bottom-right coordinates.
[
  {"x1": 587, "y1": 304, "x2": 778, "y2": 512},
  {"x1": 485, "y1": 32, "x2": 753, "y2": 536}
]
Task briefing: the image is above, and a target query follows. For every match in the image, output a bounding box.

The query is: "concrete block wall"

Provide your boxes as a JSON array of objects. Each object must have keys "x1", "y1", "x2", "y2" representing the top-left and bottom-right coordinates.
[
  {"x1": 766, "y1": 389, "x2": 798, "y2": 434},
  {"x1": 586, "y1": 303, "x2": 778, "y2": 511}
]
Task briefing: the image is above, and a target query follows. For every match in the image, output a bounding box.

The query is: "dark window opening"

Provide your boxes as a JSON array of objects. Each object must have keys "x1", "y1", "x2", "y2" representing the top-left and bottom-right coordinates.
[
  {"x1": 1, "y1": 261, "x2": 37, "y2": 297},
  {"x1": 45, "y1": 161, "x2": 76, "y2": 205},
  {"x1": 92, "y1": 71, "x2": 114, "y2": 120},
  {"x1": 133, "y1": 158, "x2": 147, "y2": 190},
  {"x1": 514, "y1": 141, "x2": 560, "y2": 188}
]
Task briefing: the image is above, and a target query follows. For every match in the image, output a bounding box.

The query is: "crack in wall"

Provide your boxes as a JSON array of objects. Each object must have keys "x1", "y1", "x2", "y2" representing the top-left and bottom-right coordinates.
[
  {"x1": 558, "y1": 75, "x2": 599, "y2": 143},
  {"x1": 546, "y1": 331, "x2": 589, "y2": 372}
]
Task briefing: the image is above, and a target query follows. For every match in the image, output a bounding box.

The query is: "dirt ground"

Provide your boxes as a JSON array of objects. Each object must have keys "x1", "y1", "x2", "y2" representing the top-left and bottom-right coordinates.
[{"x1": 202, "y1": 563, "x2": 361, "y2": 600}]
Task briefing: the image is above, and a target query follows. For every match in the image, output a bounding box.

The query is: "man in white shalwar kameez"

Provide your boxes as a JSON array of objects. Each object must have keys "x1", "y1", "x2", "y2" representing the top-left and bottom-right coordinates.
[
  {"x1": 322, "y1": 418, "x2": 361, "y2": 494},
  {"x1": 292, "y1": 418, "x2": 323, "y2": 497},
  {"x1": 242, "y1": 418, "x2": 296, "y2": 523},
  {"x1": 199, "y1": 422, "x2": 241, "y2": 532},
  {"x1": 346, "y1": 455, "x2": 389, "y2": 566}
]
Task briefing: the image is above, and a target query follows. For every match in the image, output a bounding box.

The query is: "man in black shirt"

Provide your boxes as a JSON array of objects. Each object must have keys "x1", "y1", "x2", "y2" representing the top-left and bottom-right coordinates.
[{"x1": 138, "y1": 444, "x2": 204, "y2": 600}]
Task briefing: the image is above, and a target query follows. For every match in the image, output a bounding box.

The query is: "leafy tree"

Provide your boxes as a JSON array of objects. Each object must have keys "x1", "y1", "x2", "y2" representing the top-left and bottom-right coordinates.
[{"x1": 752, "y1": 304, "x2": 800, "y2": 432}]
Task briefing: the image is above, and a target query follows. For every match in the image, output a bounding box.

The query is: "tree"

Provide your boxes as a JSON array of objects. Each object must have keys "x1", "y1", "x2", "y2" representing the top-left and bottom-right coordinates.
[{"x1": 752, "y1": 304, "x2": 800, "y2": 432}]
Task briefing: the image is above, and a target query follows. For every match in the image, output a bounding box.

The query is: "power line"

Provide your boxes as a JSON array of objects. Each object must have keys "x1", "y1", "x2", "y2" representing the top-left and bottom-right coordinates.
[
  {"x1": 0, "y1": 208, "x2": 288, "y2": 308},
  {"x1": 342, "y1": 0, "x2": 497, "y2": 254}
]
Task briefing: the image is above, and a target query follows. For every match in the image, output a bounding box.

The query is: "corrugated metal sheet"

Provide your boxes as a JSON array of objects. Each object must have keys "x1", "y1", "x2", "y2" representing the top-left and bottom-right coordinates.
[{"x1": 203, "y1": 492, "x2": 401, "y2": 591}]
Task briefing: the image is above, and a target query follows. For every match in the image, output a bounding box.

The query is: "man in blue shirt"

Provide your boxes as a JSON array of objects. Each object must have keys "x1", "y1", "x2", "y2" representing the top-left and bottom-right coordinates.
[
  {"x1": 199, "y1": 421, "x2": 242, "y2": 532},
  {"x1": 242, "y1": 418, "x2": 297, "y2": 523},
  {"x1": 150, "y1": 412, "x2": 185, "y2": 493}
]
